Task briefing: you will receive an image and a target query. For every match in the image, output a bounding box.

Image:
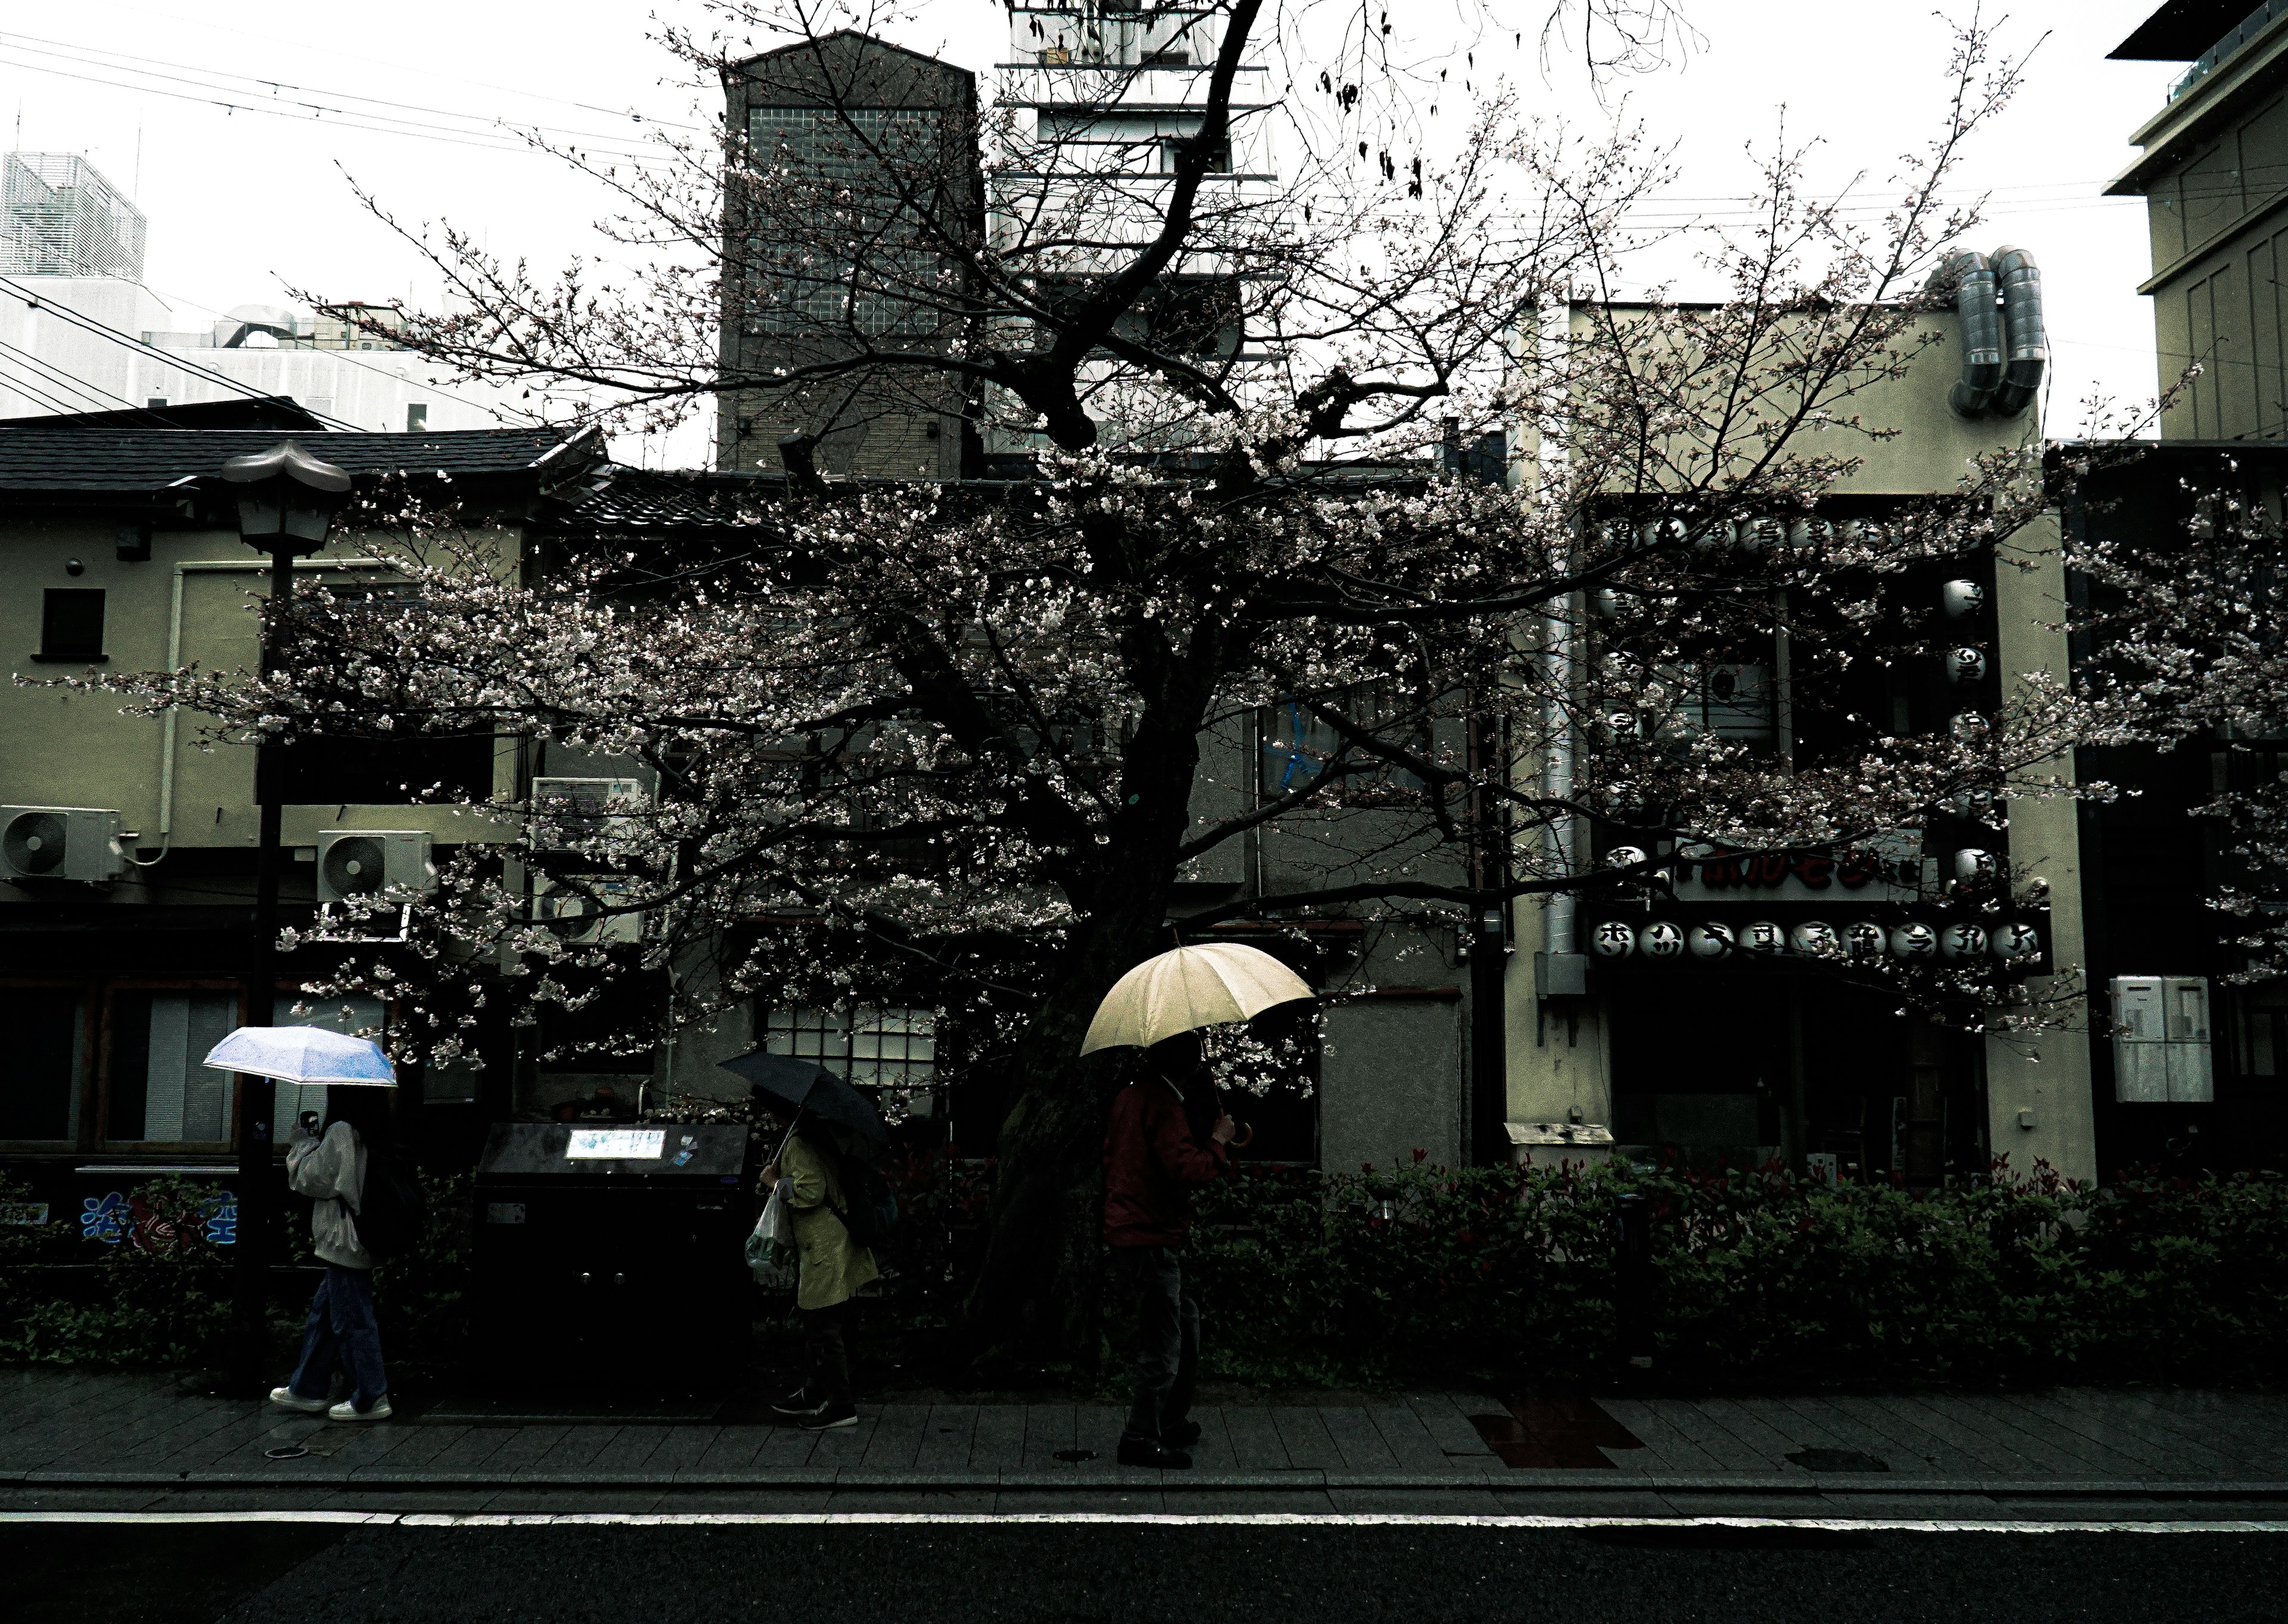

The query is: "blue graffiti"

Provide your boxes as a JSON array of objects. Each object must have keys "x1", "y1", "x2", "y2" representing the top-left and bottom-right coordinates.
[
  {"x1": 80, "y1": 1191, "x2": 128, "y2": 1244},
  {"x1": 202, "y1": 1191, "x2": 238, "y2": 1246}
]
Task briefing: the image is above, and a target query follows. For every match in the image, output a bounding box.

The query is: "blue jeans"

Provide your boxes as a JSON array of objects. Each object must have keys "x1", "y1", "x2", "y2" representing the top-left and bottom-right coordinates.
[{"x1": 288, "y1": 1264, "x2": 387, "y2": 1411}]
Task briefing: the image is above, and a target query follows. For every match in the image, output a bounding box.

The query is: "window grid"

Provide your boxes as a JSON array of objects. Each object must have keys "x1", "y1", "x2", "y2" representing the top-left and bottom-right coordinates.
[{"x1": 765, "y1": 1006, "x2": 937, "y2": 1088}]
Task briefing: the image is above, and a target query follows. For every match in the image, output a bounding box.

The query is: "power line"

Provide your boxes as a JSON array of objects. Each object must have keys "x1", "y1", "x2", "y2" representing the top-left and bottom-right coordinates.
[
  {"x1": 0, "y1": 276, "x2": 367, "y2": 430},
  {"x1": 0, "y1": 46, "x2": 666, "y2": 164},
  {"x1": 0, "y1": 29, "x2": 701, "y2": 141},
  {"x1": 0, "y1": 332, "x2": 139, "y2": 409}
]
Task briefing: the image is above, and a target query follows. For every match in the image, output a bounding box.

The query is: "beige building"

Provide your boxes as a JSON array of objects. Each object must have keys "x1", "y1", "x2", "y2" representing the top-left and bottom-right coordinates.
[
  {"x1": 1502, "y1": 301, "x2": 2097, "y2": 1185},
  {"x1": 0, "y1": 421, "x2": 599, "y2": 1181}
]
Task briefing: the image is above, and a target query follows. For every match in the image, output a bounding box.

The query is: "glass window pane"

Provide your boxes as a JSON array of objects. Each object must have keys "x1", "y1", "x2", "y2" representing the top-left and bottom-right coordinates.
[
  {"x1": 0, "y1": 988, "x2": 84, "y2": 1141},
  {"x1": 121, "y1": 991, "x2": 239, "y2": 1143}
]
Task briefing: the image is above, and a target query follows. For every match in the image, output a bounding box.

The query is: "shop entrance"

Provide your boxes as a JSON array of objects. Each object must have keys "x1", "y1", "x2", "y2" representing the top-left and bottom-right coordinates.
[{"x1": 1605, "y1": 975, "x2": 1985, "y2": 1181}]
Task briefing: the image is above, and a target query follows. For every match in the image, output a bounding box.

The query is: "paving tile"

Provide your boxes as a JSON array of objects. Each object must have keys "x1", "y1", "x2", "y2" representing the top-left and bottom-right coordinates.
[
  {"x1": 1362, "y1": 1404, "x2": 1456, "y2": 1473},
  {"x1": 1864, "y1": 1396, "x2": 2044, "y2": 1477},
  {"x1": 913, "y1": 1404, "x2": 977, "y2": 1471},
  {"x1": 1180, "y1": 1408, "x2": 1239, "y2": 1473},
  {"x1": 1805, "y1": 1398, "x2": 1989, "y2": 1477},
  {"x1": 2041, "y1": 1391, "x2": 2270, "y2": 1477},
  {"x1": 1940, "y1": 1395, "x2": 2147, "y2": 1478},
  {"x1": 1401, "y1": 1392, "x2": 1497, "y2": 1462},
  {"x1": 804, "y1": 1408, "x2": 881, "y2": 1467},
  {"x1": 750, "y1": 1421, "x2": 823, "y2": 1467},
  {"x1": 0, "y1": 1486, "x2": 173, "y2": 1511},
  {"x1": 1317, "y1": 1407, "x2": 1400, "y2": 1473},
  {"x1": 1591, "y1": 1400, "x2": 1724, "y2": 1473},
  {"x1": 2006, "y1": 1395, "x2": 2210, "y2": 1478},
  {"x1": 691, "y1": 1427, "x2": 772, "y2": 1473},
  {"x1": 970, "y1": 1405, "x2": 1027, "y2": 1473},
  {"x1": 1777, "y1": 1396, "x2": 1945, "y2": 1475},
  {"x1": 1686, "y1": 1398, "x2": 1815, "y2": 1474},
  {"x1": 474, "y1": 1489, "x2": 668, "y2": 1514},
  {"x1": 1220, "y1": 1406, "x2": 1292, "y2": 1471},
  {"x1": 1645, "y1": 1401, "x2": 1783, "y2": 1473},
  {"x1": 522, "y1": 1427, "x2": 624, "y2": 1473},
  {"x1": 856, "y1": 1404, "x2": 928, "y2": 1472},
  {"x1": 1269, "y1": 1407, "x2": 1344, "y2": 1471},
  {"x1": 1020, "y1": 1404, "x2": 1078, "y2": 1470},
  {"x1": 420, "y1": 1427, "x2": 517, "y2": 1473},
  {"x1": 1153, "y1": 1488, "x2": 1328, "y2": 1514},
  {"x1": 642, "y1": 1426, "x2": 724, "y2": 1476}
]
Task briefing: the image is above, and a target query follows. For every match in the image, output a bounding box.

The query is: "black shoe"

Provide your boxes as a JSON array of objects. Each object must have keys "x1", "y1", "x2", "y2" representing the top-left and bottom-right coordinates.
[
  {"x1": 769, "y1": 1397, "x2": 828, "y2": 1426},
  {"x1": 1164, "y1": 1418, "x2": 1202, "y2": 1448},
  {"x1": 798, "y1": 1401, "x2": 858, "y2": 1431},
  {"x1": 1117, "y1": 1438, "x2": 1192, "y2": 1470}
]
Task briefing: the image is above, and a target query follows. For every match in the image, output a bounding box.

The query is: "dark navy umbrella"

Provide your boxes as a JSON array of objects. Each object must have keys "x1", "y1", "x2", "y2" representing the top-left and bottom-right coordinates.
[{"x1": 718, "y1": 1049, "x2": 889, "y2": 1144}]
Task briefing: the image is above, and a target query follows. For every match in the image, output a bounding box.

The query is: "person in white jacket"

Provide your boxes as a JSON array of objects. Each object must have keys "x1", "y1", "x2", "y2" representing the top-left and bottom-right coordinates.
[{"x1": 268, "y1": 1085, "x2": 396, "y2": 1421}]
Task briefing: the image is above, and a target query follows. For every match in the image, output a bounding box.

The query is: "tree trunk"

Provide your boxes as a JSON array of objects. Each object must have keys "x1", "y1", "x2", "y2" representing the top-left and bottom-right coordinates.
[{"x1": 962, "y1": 878, "x2": 1170, "y2": 1370}]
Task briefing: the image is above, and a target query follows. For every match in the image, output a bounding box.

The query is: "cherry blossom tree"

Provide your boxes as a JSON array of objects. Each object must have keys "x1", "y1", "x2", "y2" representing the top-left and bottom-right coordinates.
[{"x1": 91, "y1": 5, "x2": 2121, "y2": 1359}]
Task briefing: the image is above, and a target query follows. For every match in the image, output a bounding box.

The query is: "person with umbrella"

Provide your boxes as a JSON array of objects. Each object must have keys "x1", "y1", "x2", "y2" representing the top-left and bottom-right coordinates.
[
  {"x1": 1083, "y1": 942, "x2": 1314, "y2": 1470},
  {"x1": 723, "y1": 1050, "x2": 890, "y2": 1432},
  {"x1": 203, "y1": 1026, "x2": 402, "y2": 1423}
]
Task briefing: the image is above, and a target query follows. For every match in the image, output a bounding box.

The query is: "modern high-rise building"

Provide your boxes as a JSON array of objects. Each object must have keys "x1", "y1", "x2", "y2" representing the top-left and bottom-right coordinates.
[
  {"x1": 1, "y1": 154, "x2": 145, "y2": 282},
  {"x1": 988, "y1": 1, "x2": 1276, "y2": 452},
  {"x1": 719, "y1": 32, "x2": 981, "y2": 478}
]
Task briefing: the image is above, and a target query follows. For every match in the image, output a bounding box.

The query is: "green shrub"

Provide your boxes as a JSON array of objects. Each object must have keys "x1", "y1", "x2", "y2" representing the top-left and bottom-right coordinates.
[{"x1": 1187, "y1": 1156, "x2": 2288, "y2": 1390}]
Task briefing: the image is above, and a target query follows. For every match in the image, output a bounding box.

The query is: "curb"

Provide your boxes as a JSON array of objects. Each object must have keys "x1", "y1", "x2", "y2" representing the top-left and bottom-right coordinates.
[{"x1": 14, "y1": 1467, "x2": 2288, "y2": 1497}]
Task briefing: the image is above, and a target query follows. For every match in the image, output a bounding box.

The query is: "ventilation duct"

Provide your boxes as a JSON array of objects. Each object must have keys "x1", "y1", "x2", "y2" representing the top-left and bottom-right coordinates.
[{"x1": 1932, "y1": 247, "x2": 2045, "y2": 419}]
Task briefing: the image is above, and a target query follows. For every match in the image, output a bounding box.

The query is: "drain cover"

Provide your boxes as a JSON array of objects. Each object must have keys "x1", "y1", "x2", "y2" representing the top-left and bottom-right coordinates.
[
  {"x1": 1052, "y1": 1449, "x2": 1098, "y2": 1463},
  {"x1": 1787, "y1": 1447, "x2": 1888, "y2": 1473}
]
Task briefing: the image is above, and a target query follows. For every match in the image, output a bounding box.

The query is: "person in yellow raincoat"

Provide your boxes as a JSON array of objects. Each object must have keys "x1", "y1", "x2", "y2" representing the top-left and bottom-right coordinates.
[{"x1": 762, "y1": 1124, "x2": 878, "y2": 1429}]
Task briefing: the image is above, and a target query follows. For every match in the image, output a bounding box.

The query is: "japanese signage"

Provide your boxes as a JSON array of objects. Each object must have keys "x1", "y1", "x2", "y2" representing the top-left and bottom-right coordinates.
[{"x1": 1669, "y1": 832, "x2": 1925, "y2": 903}]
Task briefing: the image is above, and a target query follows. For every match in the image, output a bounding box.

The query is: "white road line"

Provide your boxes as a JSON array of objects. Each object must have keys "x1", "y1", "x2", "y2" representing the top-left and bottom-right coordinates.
[{"x1": 0, "y1": 1511, "x2": 2283, "y2": 1532}]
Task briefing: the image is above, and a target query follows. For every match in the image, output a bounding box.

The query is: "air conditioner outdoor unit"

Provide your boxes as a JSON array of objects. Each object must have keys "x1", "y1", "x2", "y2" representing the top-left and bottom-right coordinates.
[
  {"x1": 533, "y1": 877, "x2": 644, "y2": 945},
  {"x1": 0, "y1": 806, "x2": 125, "y2": 882},
  {"x1": 316, "y1": 830, "x2": 437, "y2": 904},
  {"x1": 528, "y1": 776, "x2": 646, "y2": 858}
]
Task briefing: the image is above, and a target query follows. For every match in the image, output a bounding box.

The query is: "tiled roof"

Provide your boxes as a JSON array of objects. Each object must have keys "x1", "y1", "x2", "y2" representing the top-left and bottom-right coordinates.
[
  {"x1": 0, "y1": 425, "x2": 598, "y2": 493},
  {"x1": 539, "y1": 466, "x2": 786, "y2": 530}
]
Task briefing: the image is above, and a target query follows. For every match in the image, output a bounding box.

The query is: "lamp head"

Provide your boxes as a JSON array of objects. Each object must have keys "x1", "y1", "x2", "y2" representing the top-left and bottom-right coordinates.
[{"x1": 220, "y1": 439, "x2": 352, "y2": 554}]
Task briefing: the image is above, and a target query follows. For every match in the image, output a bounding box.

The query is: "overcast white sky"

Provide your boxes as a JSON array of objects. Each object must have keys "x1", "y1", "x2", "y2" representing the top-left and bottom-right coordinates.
[{"x1": 1, "y1": 1, "x2": 2185, "y2": 463}]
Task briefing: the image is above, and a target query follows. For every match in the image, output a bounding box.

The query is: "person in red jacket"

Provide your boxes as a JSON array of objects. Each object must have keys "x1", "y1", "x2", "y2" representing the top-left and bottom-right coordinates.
[{"x1": 1102, "y1": 1029, "x2": 1234, "y2": 1469}]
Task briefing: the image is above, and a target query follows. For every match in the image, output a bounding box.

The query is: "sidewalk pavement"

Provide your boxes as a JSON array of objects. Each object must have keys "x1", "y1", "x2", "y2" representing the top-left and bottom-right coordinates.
[{"x1": 4, "y1": 1369, "x2": 2286, "y2": 1519}]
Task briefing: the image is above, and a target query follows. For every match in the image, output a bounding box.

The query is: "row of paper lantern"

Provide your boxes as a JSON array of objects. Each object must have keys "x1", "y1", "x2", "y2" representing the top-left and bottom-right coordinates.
[{"x1": 1588, "y1": 917, "x2": 2042, "y2": 964}]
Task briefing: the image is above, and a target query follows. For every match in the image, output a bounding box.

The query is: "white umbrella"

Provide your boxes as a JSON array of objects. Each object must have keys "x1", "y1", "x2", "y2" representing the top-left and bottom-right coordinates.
[
  {"x1": 1079, "y1": 942, "x2": 1316, "y2": 1055},
  {"x1": 203, "y1": 1025, "x2": 397, "y2": 1086}
]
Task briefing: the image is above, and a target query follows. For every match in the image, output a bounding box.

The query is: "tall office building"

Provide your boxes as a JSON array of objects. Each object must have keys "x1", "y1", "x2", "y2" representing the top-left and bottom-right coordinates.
[{"x1": 719, "y1": 32, "x2": 981, "y2": 478}]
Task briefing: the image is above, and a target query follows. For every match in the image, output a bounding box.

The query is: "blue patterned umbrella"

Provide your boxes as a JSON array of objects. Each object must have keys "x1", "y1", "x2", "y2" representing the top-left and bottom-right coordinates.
[{"x1": 203, "y1": 1025, "x2": 396, "y2": 1086}]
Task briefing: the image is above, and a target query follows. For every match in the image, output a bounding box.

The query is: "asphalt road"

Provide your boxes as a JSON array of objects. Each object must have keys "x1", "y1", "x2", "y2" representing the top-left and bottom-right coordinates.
[{"x1": 8, "y1": 1522, "x2": 2286, "y2": 1624}]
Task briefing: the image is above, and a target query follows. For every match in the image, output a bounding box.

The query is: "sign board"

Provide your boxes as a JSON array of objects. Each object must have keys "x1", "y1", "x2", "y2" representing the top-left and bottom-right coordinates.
[
  {"x1": 564, "y1": 1128, "x2": 665, "y2": 1161},
  {"x1": 1669, "y1": 832, "x2": 1925, "y2": 904}
]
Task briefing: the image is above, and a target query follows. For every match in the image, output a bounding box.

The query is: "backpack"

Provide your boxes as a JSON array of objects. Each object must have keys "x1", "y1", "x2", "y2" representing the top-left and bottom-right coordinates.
[
  {"x1": 349, "y1": 1141, "x2": 428, "y2": 1261},
  {"x1": 825, "y1": 1147, "x2": 900, "y2": 1251}
]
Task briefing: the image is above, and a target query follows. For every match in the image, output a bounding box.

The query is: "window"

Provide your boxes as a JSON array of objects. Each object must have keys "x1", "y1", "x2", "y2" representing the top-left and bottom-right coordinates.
[
  {"x1": 38, "y1": 589, "x2": 105, "y2": 661},
  {"x1": 1259, "y1": 686, "x2": 1429, "y2": 807},
  {"x1": 0, "y1": 987, "x2": 87, "y2": 1141},
  {"x1": 405, "y1": 403, "x2": 428, "y2": 431},
  {"x1": 145, "y1": 396, "x2": 167, "y2": 408},
  {"x1": 745, "y1": 105, "x2": 949, "y2": 339},
  {"x1": 2237, "y1": 979, "x2": 2288, "y2": 1077},
  {"x1": 766, "y1": 1006, "x2": 938, "y2": 1109},
  {"x1": 104, "y1": 989, "x2": 240, "y2": 1144}
]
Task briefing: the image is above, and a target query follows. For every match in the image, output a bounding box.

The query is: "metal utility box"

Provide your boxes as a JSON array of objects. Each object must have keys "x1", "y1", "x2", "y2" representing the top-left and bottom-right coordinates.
[
  {"x1": 472, "y1": 1123, "x2": 751, "y2": 1382},
  {"x1": 2110, "y1": 975, "x2": 2214, "y2": 1103}
]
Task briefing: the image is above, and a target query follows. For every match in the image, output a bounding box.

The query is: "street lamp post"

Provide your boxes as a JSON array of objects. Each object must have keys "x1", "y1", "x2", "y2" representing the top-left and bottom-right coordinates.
[{"x1": 219, "y1": 440, "x2": 352, "y2": 1396}]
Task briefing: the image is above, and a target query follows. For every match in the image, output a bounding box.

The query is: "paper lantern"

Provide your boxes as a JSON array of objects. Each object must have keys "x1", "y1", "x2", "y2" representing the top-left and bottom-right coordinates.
[
  {"x1": 1845, "y1": 921, "x2": 1888, "y2": 959},
  {"x1": 1638, "y1": 921, "x2": 1685, "y2": 959},
  {"x1": 1890, "y1": 923, "x2": 1938, "y2": 960},
  {"x1": 1989, "y1": 922, "x2": 2042, "y2": 963},
  {"x1": 1939, "y1": 922, "x2": 1987, "y2": 961},
  {"x1": 1688, "y1": 923, "x2": 1734, "y2": 960},
  {"x1": 1742, "y1": 920, "x2": 1786, "y2": 954},
  {"x1": 1947, "y1": 646, "x2": 1988, "y2": 685},
  {"x1": 1790, "y1": 920, "x2": 1839, "y2": 955},
  {"x1": 1588, "y1": 919, "x2": 1637, "y2": 959},
  {"x1": 1941, "y1": 579, "x2": 1987, "y2": 620}
]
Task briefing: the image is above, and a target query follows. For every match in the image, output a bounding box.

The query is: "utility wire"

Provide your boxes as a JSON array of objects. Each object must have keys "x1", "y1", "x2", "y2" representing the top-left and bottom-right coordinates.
[
  {"x1": 0, "y1": 333, "x2": 141, "y2": 410},
  {"x1": 0, "y1": 277, "x2": 368, "y2": 431}
]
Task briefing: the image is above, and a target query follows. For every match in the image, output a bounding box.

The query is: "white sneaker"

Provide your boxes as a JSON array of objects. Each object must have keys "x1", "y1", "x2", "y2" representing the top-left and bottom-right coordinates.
[
  {"x1": 328, "y1": 1396, "x2": 392, "y2": 1422},
  {"x1": 269, "y1": 1387, "x2": 329, "y2": 1414}
]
